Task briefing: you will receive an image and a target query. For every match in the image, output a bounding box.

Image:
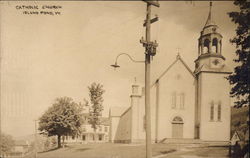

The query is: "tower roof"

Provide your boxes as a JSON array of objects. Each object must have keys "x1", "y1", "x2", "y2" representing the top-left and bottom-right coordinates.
[{"x1": 204, "y1": 1, "x2": 216, "y2": 28}]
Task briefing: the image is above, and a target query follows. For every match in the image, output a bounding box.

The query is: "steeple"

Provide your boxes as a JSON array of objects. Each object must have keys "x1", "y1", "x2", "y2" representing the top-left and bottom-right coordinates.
[
  {"x1": 204, "y1": 1, "x2": 216, "y2": 28},
  {"x1": 195, "y1": 2, "x2": 226, "y2": 73}
]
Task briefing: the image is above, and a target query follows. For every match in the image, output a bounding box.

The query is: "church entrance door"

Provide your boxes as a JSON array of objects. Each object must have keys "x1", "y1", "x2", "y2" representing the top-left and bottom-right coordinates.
[{"x1": 172, "y1": 116, "x2": 184, "y2": 138}]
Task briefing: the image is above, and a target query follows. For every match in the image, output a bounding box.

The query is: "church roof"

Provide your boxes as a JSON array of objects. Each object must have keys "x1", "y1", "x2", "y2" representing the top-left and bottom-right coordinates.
[
  {"x1": 156, "y1": 54, "x2": 195, "y2": 82},
  {"x1": 109, "y1": 106, "x2": 129, "y2": 117}
]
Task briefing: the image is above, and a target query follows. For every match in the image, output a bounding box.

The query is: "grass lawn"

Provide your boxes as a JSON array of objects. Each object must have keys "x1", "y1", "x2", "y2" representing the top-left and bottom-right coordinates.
[
  {"x1": 163, "y1": 145, "x2": 229, "y2": 158},
  {"x1": 192, "y1": 146, "x2": 229, "y2": 157},
  {"x1": 37, "y1": 143, "x2": 176, "y2": 158}
]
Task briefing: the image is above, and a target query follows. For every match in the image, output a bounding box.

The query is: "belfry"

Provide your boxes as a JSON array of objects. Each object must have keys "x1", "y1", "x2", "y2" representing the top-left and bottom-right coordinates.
[{"x1": 195, "y1": 2, "x2": 225, "y2": 72}]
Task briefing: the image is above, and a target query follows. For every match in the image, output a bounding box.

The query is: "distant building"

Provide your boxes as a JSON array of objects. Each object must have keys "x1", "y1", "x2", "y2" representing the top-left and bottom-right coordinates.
[
  {"x1": 12, "y1": 140, "x2": 30, "y2": 157},
  {"x1": 109, "y1": 2, "x2": 231, "y2": 144},
  {"x1": 63, "y1": 115, "x2": 110, "y2": 144},
  {"x1": 231, "y1": 131, "x2": 243, "y2": 145}
]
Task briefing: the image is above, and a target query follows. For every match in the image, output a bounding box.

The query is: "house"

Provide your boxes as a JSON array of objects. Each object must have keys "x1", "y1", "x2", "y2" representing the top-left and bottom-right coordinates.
[
  {"x1": 12, "y1": 140, "x2": 30, "y2": 157},
  {"x1": 109, "y1": 2, "x2": 232, "y2": 144},
  {"x1": 63, "y1": 116, "x2": 110, "y2": 144}
]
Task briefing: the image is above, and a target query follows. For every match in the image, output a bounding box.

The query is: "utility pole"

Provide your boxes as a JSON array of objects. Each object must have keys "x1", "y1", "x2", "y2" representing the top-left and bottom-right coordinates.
[{"x1": 140, "y1": 1, "x2": 159, "y2": 158}]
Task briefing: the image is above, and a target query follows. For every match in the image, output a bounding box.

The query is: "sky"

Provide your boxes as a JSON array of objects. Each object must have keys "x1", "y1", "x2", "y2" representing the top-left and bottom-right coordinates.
[{"x1": 0, "y1": 1, "x2": 239, "y2": 138}]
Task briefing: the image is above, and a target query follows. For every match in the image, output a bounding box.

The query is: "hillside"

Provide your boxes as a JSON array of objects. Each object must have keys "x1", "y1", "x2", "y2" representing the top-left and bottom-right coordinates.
[{"x1": 231, "y1": 106, "x2": 249, "y2": 139}]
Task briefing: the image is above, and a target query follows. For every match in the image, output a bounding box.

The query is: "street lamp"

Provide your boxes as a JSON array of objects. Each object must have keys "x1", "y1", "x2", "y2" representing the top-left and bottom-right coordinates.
[{"x1": 110, "y1": 53, "x2": 144, "y2": 69}]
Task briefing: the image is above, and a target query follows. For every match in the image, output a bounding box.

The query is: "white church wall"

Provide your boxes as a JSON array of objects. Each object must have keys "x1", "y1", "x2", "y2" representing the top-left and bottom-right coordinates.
[
  {"x1": 156, "y1": 60, "x2": 195, "y2": 141},
  {"x1": 199, "y1": 72, "x2": 231, "y2": 142}
]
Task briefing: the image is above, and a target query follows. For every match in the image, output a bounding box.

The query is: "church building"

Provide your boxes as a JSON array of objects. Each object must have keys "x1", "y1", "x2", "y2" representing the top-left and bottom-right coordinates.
[{"x1": 109, "y1": 2, "x2": 232, "y2": 144}]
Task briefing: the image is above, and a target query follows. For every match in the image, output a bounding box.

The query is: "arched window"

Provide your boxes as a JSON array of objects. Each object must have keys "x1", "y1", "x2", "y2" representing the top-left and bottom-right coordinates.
[
  {"x1": 171, "y1": 92, "x2": 176, "y2": 109},
  {"x1": 172, "y1": 116, "x2": 183, "y2": 123},
  {"x1": 210, "y1": 101, "x2": 214, "y2": 121},
  {"x1": 212, "y1": 38, "x2": 218, "y2": 53},
  {"x1": 180, "y1": 93, "x2": 185, "y2": 109},
  {"x1": 203, "y1": 39, "x2": 210, "y2": 54},
  {"x1": 218, "y1": 102, "x2": 221, "y2": 121}
]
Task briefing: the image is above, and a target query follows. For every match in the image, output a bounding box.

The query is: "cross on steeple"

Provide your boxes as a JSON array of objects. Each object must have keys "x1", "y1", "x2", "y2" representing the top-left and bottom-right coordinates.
[
  {"x1": 208, "y1": 1, "x2": 212, "y2": 20},
  {"x1": 176, "y1": 47, "x2": 181, "y2": 59}
]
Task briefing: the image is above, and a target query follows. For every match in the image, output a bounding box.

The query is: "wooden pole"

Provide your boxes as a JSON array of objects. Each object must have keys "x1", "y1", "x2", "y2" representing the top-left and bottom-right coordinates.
[
  {"x1": 145, "y1": 2, "x2": 152, "y2": 158},
  {"x1": 142, "y1": 1, "x2": 159, "y2": 158}
]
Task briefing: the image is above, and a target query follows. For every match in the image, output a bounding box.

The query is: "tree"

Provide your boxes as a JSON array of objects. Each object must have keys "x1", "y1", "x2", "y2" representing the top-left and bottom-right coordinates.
[
  {"x1": 38, "y1": 97, "x2": 83, "y2": 148},
  {"x1": 85, "y1": 83, "x2": 105, "y2": 134},
  {"x1": 227, "y1": 0, "x2": 250, "y2": 108},
  {"x1": 0, "y1": 133, "x2": 14, "y2": 156}
]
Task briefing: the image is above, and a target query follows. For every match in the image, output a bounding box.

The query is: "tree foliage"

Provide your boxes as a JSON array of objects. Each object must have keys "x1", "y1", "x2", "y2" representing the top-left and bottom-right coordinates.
[
  {"x1": 227, "y1": 0, "x2": 250, "y2": 108},
  {"x1": 85, "y1": 83, "x2": 105, "y2": 131},
  {"x1": 0, "y1": 133, "x2": 14, "y2": 156},
  {"x1": 38, "y1": 97, "x2": 83, "y2": 148}
]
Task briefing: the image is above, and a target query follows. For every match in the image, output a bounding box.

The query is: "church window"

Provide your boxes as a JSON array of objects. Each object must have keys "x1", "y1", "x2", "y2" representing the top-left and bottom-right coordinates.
[
  {"x1": 143, "y1": 115, "x2": 146, "y2": 131},
  {"x1": 180, "y1": 93, "x2": 185, "y2": 109},
  {"x1": 172, "y1": 116, "x2": 183, "y2": 123},
  {"x1": 203, "y1": 39, "x2": 210, "y2": 54},
  {"x1": 171, "y1": 92, "x2": 176, "y2": 109},
  {"x1": 212, "y1": 38, "x2": 218, "y2": 53},
  {"x1": 210, "y1": 101, "x2": 214, "y2": 121},
  {"x1": 218, "y1": 102, "x2": 221, "y2": 121}
]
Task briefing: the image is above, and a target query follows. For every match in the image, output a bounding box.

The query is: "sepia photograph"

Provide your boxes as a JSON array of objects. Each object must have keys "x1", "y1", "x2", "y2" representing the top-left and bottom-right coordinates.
[{"x1": 0, "y1": 0, "x2": 249, "y2": 158}]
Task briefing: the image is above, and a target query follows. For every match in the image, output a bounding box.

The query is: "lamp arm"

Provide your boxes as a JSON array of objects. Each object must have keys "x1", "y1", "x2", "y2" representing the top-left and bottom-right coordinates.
[{"x1": 115, "y1": 53, "x2": 144, "y2": 64}]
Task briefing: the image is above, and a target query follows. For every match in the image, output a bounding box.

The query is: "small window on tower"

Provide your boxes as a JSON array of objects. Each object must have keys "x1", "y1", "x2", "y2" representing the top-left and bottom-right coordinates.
[
  {"x1": 210, "y1": 101, "x2": 214, "y2": 121},
  {"x1": 143, "y1": 115, "x2": 146, "y2": 131},
  {"x1": 212, "y1": 38, "x2": 218, "y2": 53},
  {"x1": 218, "y1": 102, "x2": 221, "y2": 121},
  {"x1": 203, "y1": 39, "x2": 210, "y2": 54}
]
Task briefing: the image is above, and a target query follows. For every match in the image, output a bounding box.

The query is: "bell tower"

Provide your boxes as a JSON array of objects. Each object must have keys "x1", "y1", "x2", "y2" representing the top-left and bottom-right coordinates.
[
  {"x1": 194, "y1": 2, "x2": 231, "y2": 142},
  {"x1": 195, "y1": 1, "x2": 225, "y2": 71}
]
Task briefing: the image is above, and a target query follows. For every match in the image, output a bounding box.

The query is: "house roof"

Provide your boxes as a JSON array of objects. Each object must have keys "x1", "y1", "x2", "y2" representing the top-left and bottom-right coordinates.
[
  {"x1": 155, "y1": 54, "x2": 195, "y2": 83},
  {"x1": 14, "y1": 140, "x2": 29, "y2": 146},
  {"x1": 109, "y1": 106, "x2": 129, "y2": 117}
]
